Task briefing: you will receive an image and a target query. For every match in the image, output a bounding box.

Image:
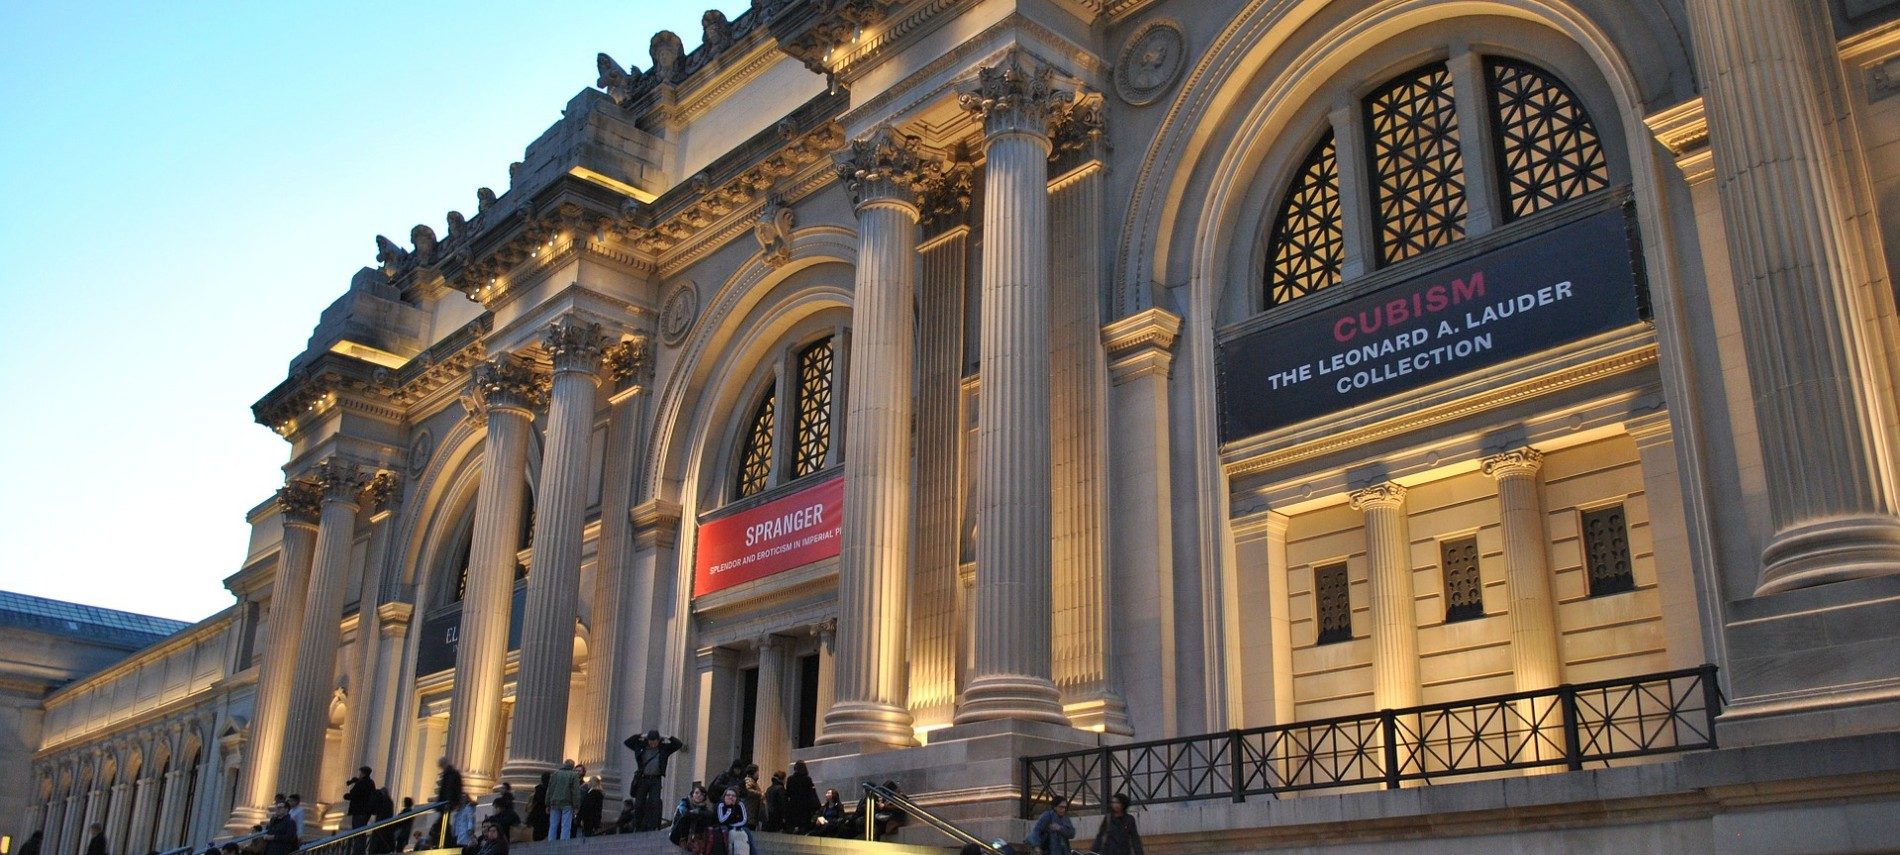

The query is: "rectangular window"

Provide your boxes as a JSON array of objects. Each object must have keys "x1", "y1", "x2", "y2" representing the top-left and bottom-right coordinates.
[
  {"x1": 1314, "y1": 562, "x2": 1353, "y2": 645},
  {"x1": 1441, "y1": 536, "x2": 1484, "y2": 622},
  {"x1": 1582, "y1": 504, "x2": 1635, "y2": 596}
]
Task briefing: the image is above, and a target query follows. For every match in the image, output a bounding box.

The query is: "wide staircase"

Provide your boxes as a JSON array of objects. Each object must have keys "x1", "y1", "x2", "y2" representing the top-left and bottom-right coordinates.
[{"x1": 510, "y1": 831, "x2": 953, "y2": 855}]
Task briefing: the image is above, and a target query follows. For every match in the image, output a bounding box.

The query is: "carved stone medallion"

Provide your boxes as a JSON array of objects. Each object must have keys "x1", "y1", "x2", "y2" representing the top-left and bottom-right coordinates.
[
  {"x1": 659, "y1": 282, "x2": 699, "y2": 346},
  {"x1": 409, "y1": 430, "x2": 434, "y2": 477},
  {"x1": 1114, "y1": 20, "x2": 1186, "y2": 106}
]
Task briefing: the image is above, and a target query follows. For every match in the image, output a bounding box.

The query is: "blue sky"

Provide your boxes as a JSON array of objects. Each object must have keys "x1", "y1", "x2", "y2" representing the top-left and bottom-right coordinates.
[{"x1": 0, "y1": 1, "x2": 735, "y2": 621}]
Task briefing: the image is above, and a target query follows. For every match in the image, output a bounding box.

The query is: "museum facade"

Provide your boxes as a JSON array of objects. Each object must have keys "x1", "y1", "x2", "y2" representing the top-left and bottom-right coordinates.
[{"x1": 25, "y1": 0, "x2": 1900, "y2": 851}]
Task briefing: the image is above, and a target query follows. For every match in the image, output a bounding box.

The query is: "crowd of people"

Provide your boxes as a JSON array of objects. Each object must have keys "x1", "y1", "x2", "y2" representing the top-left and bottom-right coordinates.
[{"x1": 82, "y1": 729, "x2": 1140, "y2": 855}]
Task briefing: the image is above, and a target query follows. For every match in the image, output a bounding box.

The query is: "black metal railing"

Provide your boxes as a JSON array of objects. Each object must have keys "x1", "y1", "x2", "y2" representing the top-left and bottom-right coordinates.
[
  {"x1": 1021, "y1": 665, "x2": 1720, "y2": 817},
  {"x1": 858, "y1": 782, "x2": 1007, "y2": 853},
  {"x1": 297, "y1": 801, "x2": 450, "y2": 855}
]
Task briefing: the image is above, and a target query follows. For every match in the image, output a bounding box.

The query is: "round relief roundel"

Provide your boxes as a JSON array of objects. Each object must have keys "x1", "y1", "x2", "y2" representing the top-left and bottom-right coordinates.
[
  {"x1": 660, "y1": 282, "x2": 699, "y2": 346},
  {"x1": 1115, "y1": 20, "x2": 1187, "y2": 107}
]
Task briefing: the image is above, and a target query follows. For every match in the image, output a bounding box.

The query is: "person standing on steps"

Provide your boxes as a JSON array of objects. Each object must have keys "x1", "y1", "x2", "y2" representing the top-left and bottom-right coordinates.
[
  {"x1": 547, "y1": 760, "x2": 581, "y2": 840},
  {"x1": 1091, "y1": 794, "x2": 1145, "y2": 855},
  {"x1": 1027, "y1": 796, "x2": 1075, "y2": 855},
  {"x1": 263, "y1": 805, "x2": 299, "y2": 855},
  {"x1": 783, "y1": 761, "x2": 819, "y2": 834},
  {"x1": 621, "y1": 729, "x2": 683, "y2": 832}
]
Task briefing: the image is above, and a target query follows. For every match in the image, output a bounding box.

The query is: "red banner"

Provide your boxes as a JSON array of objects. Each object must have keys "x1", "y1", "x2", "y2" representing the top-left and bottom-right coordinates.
[{"x1": 695, "y1": 475, "x2": 844, "y2": 596}]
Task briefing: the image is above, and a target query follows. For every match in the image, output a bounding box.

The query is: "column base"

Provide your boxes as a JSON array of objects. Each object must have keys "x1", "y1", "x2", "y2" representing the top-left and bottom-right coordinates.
[
  {"x1": 498, "y1": 758, "x2": 559, "y2": 791},
  {"x1": 1062, "y1": 694, "x2": 1133, "y2": 736},
  {"x1": 1758, "y1": 514, "x2": 1900, "y2": 594},
  {"x1": 794, "y1": 717, "x2": 1103, "y2": 845},
  {"x1": 225, "y1": 805, "x2": 268, "y2": 835},
  {"x1": 955, "y1": 674, "x2": 1068, "y2": 726},
  {"x1": 818, "y1": 700, "x2": 917, "y2": 748}
]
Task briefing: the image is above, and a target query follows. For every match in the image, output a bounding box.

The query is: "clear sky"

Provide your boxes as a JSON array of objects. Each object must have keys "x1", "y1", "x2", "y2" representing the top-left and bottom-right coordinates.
[{"x1": 0, "y1": 1, "x2": 738, "y2": 622}]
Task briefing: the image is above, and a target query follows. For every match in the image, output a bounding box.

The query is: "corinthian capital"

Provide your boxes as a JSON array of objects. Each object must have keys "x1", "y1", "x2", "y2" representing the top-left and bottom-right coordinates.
[
  {"x1": 1348, "y1": 482, "x2": 1407, "y2": 511},
  {"x1": 543, "y1": 319, "x2": 610, "y2": 375},
  {"x1": 1481, "y1": 447, "x2": 1544, "y2": 479},
  {"x1": 472, "y1": 355, "x2": 549, "y2": 414},
  {"x1": 959, "y1": 51, "x2": 1068, "y2": 139},
  {"x1": 276, "y1": 480, "x2": 324, "y2": 525},
  {"x1": 362, "y1": 470, "x2": 401, "y2": 512},
  {"x1": 312, "y1": 459, "x2": 371, "y2": 505},
  {"x1": 835, "y1": 125, "x2": 925, "y2": 210},
  {"x1": 603, "y1": 335, "x2": 653, "y2": 387}
]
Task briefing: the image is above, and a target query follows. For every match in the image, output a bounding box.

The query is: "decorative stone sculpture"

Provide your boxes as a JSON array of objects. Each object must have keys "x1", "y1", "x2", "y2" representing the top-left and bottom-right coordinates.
[
  {"x1": 597, "y1": 53, "x2": 637, "y2": 105},
  {"x1": 650, "y1": 30, "x2": 684, "y2": 83},
  {"x1": 755, "y1": 196, "x2": 796, "y2": 267},
  {"x1": 703, "y1": 10, "x2": 733, "y2": 56}
]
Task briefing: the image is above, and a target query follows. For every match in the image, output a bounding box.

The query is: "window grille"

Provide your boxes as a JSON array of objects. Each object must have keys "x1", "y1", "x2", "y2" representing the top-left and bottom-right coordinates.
[
  {"x1": 1315, "y1": 562, "x2": 1353, "y2": 645},
  {"x1": 1441, "y1": 536, "x2": 1484, "y2": 622},
  {"x1": 792, "y1": 337, "x2": 834, "y2": 477},
  {"x1": 736, "y1": 391, "x2": 775, "y2": 498},
  {"x1": 1486, "y1": 58, "x2": 1609, "y2": 220},
  {"x1": 1582, "y1": 504, "x2": 1634, "y2": 596},
  {"x1": 1365, "y1": 63, "x2": 1468, "y2": 265},
  {"x1": 1263, "y1": 132, "x2": 1344, "y2": 307}
]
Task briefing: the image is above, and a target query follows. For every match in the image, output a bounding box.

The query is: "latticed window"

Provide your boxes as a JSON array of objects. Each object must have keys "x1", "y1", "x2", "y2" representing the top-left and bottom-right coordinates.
[
  {"x1": 1314, "y1": 562, "x2": 1353, "y2": 645},
  {"x1": 1582, "y1": 504, "x2": 1634, "y2": 596},
  {"x1": 1441, "y1": 536, "x2": 1484, "y2": 622},
  {"x1": 736, "y1": 391, "x2": 775, "y2": 498},
  {"x1": 792, "y1": 337, "x2": 834, "y2": 477},
  {"x1": 1486, "y1": 58, "x2": 1608, "y2": 220},
  {"x1": 1260, "y1": 55, "x2": 1610, "y2": 310},
  {"x1": 1263, "y1": 132, "x2": 1344, "y2": 307},
  {"x1": 1366, "y1": 63, "x2": 1468, "y2": 265}
]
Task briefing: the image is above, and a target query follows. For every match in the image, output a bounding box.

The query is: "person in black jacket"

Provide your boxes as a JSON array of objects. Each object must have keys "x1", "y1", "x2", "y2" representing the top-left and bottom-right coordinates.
[
  {"x1": 621, "y1": 729, "x2": 683, "y2": 831},
  {"x1": 346, "y1": 767, "x2": 379, "y2": 828},
  {"x1": 578, "y1": 777, "x2": 604, "y2": 836},
  {"x1": 367, "y1": 788, "x2": 397, "y2": 854},
  {"x1": 388, "y1": 797, "x2": 415, "y2": 853},
  {"x1": 19, "y1": 832, "x2": 43, "y2": 855},
  {"x1": 263, "y1": 804, "x2": 300, "y2": 855},
  {"x1": 762, "y1": 770, "x2": 787, "y2": 832},
  {"x1": 84, "y1": 823, "x2": 107, "y2": 855},
  {"x1": 1090, "y1": 793, "x2": 1145, "y2": 855},
  {"x1": 783, "y1": 761, "x2": 819, "y2": 834}
]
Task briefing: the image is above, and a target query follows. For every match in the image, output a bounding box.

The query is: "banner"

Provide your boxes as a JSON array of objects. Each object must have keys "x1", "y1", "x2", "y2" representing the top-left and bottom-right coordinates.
[
  {"x1": 1218, "y1": 205, "x2": 1646, "y2": 440},
  {"x1": 414, "y1": 584, "x2": 528, "y2": 676},
  {"x1": 695, "y1": 475, "x2": 844, "y2": 596}
]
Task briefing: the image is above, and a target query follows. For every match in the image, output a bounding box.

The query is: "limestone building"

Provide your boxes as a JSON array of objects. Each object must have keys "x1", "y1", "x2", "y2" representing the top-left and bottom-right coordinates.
[{"x1": 25, "y1": 0, "x2": 1900, "y2": 851}]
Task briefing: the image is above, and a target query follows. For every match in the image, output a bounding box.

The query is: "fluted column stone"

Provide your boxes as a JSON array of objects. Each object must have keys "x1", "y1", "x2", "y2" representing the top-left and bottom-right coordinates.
[
  {"x1": 821, "y1": 125, "x2": 924, "y2": 747},
  {"x1": 237, "y1": 481, "x2": 322, "y2": 820},
  {"x1": 753, "y1": 635, "x2": 791, "y2": 777},
  {"x1": 956, "y1": 51, "x2": 1071, "y2": 726},
  {"x1": 280, "y1": 460, "x2": 368, "y2": 816},
  {"x1": 580, "y1": 337, "x2": 651, "y2": 790},
  {"x1": 1351, "y1": 483, "x2": 1419, "y2": 710},
  {"x1": 505, "y1": 320, "x2": 608, "y2": 783},
  {"x1": 447, "y1": 356, "x2": 545, "y2": 794},
  {"x1": 1482, "y1": 449, "x2": 1564, "y2": 692},
  {"x1": 1686, "y1": 0, "x2": 1900, "y2": 593},
  {"x1": 154, "y1": 768, "x2": 185, "y2": 850},
  {"x1": 341, "y1": 474, "x2": 400, "y2": 776},
  {"x1": 102, "y1": 782, "x2": 129, "y2": 855}
]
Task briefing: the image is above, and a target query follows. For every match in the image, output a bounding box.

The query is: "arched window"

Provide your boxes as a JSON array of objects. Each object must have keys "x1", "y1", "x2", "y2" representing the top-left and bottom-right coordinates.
[
  {"x1": 732, "y1": 333, "x2": 841, "y2": 500},
  {"x1": 736, "y1": 392, "x2": 777, "y2": 498},
  {"x1": 1263, "y1": 56, "x2": 1609, "y2": 308}
]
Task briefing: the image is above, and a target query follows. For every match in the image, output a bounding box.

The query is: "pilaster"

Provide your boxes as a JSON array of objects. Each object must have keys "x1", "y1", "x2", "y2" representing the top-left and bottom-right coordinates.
[{"x1": 1104, "y1": 308, "x2": 1181, "y2": 737}]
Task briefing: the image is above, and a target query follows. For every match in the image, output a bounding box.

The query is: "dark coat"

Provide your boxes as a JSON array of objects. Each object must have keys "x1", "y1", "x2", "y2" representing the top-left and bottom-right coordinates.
[
  {"x1": 580, "y1": 787, "x2": 605, "y2": 831},
  {"x1": 1092, "y1": 813, "x2": 1145, "y2": 855},
  {"x1": 345, "y1": 776, "x2": 379, "y2": 816},
  {"x1": 784, "y1": 771, "x2": 819, "y2": 831},
  {"x1": 263, "y1": 816, "x2": 299, "y2": 855},
  {"x1": 762, "y1": 781, "x2": 787, "y2": 832},
  {"x1": 621, "y1": 735, "x2": 683, "y2": 781},
  {"x1": 435, "y1": 766, "x2": 465, "y2": 807},
  {"x1": 18, "y1": 834, "x2": 42, "y2": 855},
  {"x1": 86, "y1": 833, "x2": 109, "y2": 855}
]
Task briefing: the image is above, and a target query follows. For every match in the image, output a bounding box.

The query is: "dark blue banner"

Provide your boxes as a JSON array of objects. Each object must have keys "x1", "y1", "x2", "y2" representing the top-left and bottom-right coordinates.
[
  {"x1": 1218, "y1": 205, "x2": 1645, "y2": 441},
  {"x1": 415, "y1": 584, "x2": 528, "y2": 676}
]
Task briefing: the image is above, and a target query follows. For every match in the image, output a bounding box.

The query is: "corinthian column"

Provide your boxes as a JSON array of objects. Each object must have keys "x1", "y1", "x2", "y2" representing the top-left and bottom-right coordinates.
[
  {"x1": 448, "y1": 356, "x2": 545, "y2": 794},
  {"x1": 281, "y1": 459, "x2": 368, "y2": 815},
  {"x1": 955, "y1": 51, "x2": 1070, "y2": 726},
  {"x1": 1482, "y1": 449, "x2": 1563, "y2": 692},
  {"x1": 581, "y1": 337, "x2": 652, "y2": 791},
  {"x1": 1350, "y1": 483, "x2": 1418, "y2": 710},
  {"x1": 820, "y1": 125, "x2": 924, "y2": 747},
  {"x1": 504, "y1": 320, "x2": 608, "y2": 784},
  {"x1": 1686, "y1": 0, "x2": 1900, "y2": 593},
  {"x1": 236, "y1": 480, "x2": 322, "y2": 821}
]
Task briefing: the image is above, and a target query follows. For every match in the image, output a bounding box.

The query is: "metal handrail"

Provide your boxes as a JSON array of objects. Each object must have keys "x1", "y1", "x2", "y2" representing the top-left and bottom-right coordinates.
[
  {"x1": 297, "y1": 801, "x2": 450, "y2": 854},
  {"x1": 156, "y1": 830, "x2": 267, "y2": 855},
  {"x1": 1021, "y1": 664, "x2": 1722, "y2": 817},
  {"x1": 859, "y1": 782, "x2": 1006, "y2": 854}
]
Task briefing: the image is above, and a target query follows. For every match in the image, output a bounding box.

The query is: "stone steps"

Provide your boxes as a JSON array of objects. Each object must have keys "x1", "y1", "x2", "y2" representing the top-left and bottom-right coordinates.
[{"x1": 509, "y1": 830, "x2": 957, "y2": 855}]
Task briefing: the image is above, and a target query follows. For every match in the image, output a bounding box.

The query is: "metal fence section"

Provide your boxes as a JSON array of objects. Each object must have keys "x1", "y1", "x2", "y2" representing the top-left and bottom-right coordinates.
[{"x1": 1020, "y1": 665, "x2": 1720, "y2": 817}]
